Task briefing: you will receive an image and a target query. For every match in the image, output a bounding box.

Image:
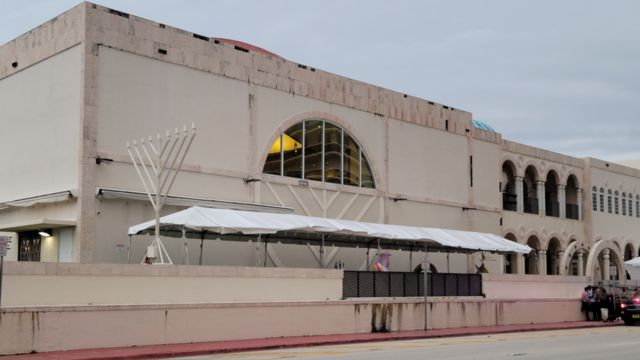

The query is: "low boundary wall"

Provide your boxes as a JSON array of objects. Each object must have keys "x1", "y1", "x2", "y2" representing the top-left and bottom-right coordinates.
[
  {"x1": 1, "y1": 262, "x2": 343, "y2": 306},
  {"x1": 0, "y1": 298, "x2": 582, "y2": 355},
  {"x1": 482, "y1": 273, "x2": 589, "y2": 299}
]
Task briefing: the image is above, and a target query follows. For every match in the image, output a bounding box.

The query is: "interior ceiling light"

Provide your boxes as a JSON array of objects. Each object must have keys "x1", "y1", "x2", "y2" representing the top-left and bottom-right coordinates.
[{"x1": 38, "y1": 230, "x2": 51, "y2": 237}]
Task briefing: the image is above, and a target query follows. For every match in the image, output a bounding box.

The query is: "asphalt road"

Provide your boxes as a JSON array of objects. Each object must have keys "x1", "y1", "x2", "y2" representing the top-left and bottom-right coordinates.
[{"x1": 169, "y1": 326, "x2": 640, "y2": 360}]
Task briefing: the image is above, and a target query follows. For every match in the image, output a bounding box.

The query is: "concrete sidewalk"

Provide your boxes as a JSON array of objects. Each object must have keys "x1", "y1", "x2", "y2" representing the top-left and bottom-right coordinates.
[{"x1": 3, "y1": 321, "x2": 621, "y2": 360}]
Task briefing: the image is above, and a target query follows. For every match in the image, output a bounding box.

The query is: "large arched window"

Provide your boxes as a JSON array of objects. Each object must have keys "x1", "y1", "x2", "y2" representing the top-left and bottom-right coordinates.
[{"x1": 264, "y1": 120, "x2": 375, "y2": 188}]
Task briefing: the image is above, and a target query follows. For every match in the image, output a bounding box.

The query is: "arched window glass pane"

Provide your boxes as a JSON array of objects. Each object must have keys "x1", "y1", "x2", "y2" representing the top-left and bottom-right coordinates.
[
  {"x1": 343, "y1": 134, "x2": 360, "y2": 186},
  {"x1": 264, "y1": 134, "x2": 282, "y2": 175},
  {"x1": 361, "y1": 152, "x2": 375, "y2": 188},
  {"x1": 592, "y1": 189, "x2": 598, "y2": 211},
  {"x1": 324, "y1": 122, "x2": 342, "y2": 184},
  {"x1": 264, "y1": 120, "x2": 375, "y2": 189},
  {"x1": 304, "y1": 120, "x2": 323, "y2": 181},
  {"x1": 282, "y1": 123, "x2": 304, "y2": 178}
]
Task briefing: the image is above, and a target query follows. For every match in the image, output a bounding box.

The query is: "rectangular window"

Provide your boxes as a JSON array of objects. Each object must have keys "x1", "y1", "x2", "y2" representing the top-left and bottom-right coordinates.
[
  {"x1": 592, "y1": 192, "x2": 598, "y2": 211},
  {"x1": 599, "y1": 194, "x2": 604, "y2": 212},
  {"x1": 18, "y1": 232, "x2": 41, "y2": 262},
  {"x1": 629, "y1": 199, "x2": 633, "y2": 217},
  {"x1": 615, "y1": 198, "x2": 619, "y2": 214},
  {"x1": 637, "y1": 200, "x2": 640, "y2": 218},
  {"x1": 622, "y1": 198, "x2": 627, "y2": 215},
  {"x1": 608, "y1": 196, "x2": 612, "y2": 213}
]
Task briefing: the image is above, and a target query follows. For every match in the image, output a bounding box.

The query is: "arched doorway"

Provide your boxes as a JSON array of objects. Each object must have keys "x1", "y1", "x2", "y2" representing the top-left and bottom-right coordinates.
[
  {"x1": 560, "y1": 239, "x2": 588, "y2": 276},
  {"x1": 545, "y1": 170, "x2": 559, "y2": 217},
  {"x1": 503, "y1": 233, "x2": 519, "y2": 274},
  {"x1": 547, "y1": 237, "x2": 561, "y2": 275},
  {"x1": 624, "y1": 243, "x2": 635, "y2": 261},
  {"x1": 501, "y1": 161, "x2": 517, "y2": 212},
  {"x1": 586, "y1": 240, "x2": 625, "y2": 281},
  {"x1": 566, "y1": 175, "x2": 579, "y2": 219},
  {"x1": 525, "y1": 235, "x2": 540, "y2": 274},
  {"x1": 523, "y1": 166, "x2": 539, "y2": 214}
]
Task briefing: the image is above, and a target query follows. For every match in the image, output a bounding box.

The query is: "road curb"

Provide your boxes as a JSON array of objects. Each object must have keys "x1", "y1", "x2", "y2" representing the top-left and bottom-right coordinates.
[{"x1": 2, "y1": 321, "x2": 622, "y2": 360}]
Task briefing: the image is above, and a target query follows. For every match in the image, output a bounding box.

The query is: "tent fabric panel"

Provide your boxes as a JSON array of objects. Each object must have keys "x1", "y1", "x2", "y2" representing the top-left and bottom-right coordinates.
[{"x1": 128, "y1": 206, "x2": 531, "y2": 254}]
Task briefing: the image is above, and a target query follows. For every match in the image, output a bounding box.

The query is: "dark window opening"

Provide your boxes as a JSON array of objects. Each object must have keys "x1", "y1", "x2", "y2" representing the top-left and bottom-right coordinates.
[
  {"x1": 108, "y1": 9, "x2": 130, "y2": 19},
  {"x1": 192, "y1": 33, "x2": 209, "y2": 41},
  {"x1": 18, "y1": 231, "x2": 41, "y2": 262},
  {"x1": 234, "y1": 45, "x2": 249, "y2": 53},
  {"x1": 11, "y1": 61, "x2": 18, "y2": 68},
  {"x1": 157, "y1": 48, "x2": 167, "y2": 55}
]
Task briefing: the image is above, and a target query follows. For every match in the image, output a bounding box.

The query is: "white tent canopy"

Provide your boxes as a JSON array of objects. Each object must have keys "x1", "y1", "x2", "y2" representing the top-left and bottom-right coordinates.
[
  {"x1": 625, "y1": 257, "x2": 640, "y2": 280},
  {"x1": 625, "y1": 257, "x2": 640, "y2": 267},
  {"x1": 128, "y1": 206, "x2": 531, "y2": 254}
]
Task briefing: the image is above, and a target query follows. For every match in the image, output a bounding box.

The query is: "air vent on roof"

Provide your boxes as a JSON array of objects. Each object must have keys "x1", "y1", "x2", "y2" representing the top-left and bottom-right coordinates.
[
  {"x1": 213, "y1": 39, "x2": 221, "y2": 44},
  {"x1": 428, "y1": 101, "x2": 434, "y2": 105},
  {"x1": 159, "y1": 24, "x2": 166, "y2": 29},
  {"x1": 310, "y1": 68, "x2": 316, "y2": 72},
  {"x1": 234, "y1": 45, "x2": 249, "y2": 53},
  {"x1": 193, "y1": 33, "x2": 209, "y2": 41},
  {"x1": 11, "y1": 61, "x2": 18, "y2": 68},
  {"x1": 443, "y1": 105, "x2": 449, "y2": 110},
  {"x1": 298, "y1": 64, "x2": 308, "y2": 69},
  {"x1": 108, "y1": 9, "x2": 129, "y2": 19}
]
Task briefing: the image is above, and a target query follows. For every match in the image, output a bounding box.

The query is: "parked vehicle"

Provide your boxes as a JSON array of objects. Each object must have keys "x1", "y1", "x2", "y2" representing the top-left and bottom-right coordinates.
[{"x1": 619, "y1": 290, "x2": 640, "y2": 325}]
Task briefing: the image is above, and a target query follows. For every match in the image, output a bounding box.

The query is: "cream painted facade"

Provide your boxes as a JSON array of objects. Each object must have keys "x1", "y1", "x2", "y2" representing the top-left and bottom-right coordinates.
[{"x1": 1, "y1": 3, "x2": 638, "y2": 281}]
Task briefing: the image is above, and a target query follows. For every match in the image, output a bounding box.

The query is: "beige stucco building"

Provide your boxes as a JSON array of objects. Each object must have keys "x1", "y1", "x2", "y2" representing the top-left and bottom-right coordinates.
[{"x1": 1, "y1": 2, "x2": 638, "y2": 281}]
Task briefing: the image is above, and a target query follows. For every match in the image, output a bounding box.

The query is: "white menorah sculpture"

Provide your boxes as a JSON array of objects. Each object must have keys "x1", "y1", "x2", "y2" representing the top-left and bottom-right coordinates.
[{"x1": 127, "y1": 124, "x2": 196, "y2": 264}]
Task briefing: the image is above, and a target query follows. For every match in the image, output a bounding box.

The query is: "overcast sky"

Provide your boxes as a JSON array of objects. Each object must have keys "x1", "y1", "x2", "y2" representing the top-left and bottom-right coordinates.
[{"x1": 2, "y1": 0, "x2": 638, "y2": 162}]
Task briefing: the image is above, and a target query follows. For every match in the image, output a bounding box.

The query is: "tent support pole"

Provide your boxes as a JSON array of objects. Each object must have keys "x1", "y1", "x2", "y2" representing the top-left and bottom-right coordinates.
[
  {"x1": 198, "y1": 233, "x2": 204, "y2": 266},
  {"x1": 423, "y1": 243, "x2": 430, "y2": 331},
  {"x1": 366, "y1": 245, "x2": 371, "y2": 270},
  {"x1": 409, "y1": 245, "x2": 413, "y2": 272},
  {"x1": 256, "y1": 234, "x2": 261, "y2": 266},
  {"x1": 320, "y1": 235, "x2": 325, "y2": 268},
  {"x1": 264, "y1": 239, "x2": 268, "y2": 267}
]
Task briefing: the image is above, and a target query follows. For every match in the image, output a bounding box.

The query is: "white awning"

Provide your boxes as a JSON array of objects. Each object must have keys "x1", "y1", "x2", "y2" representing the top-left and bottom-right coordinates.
[
  {"x1": 128, "y1": 206, "x2": 531, "y2": 254},
  {"x1": 1, "y1": 190, "x2": 75, "y2": 208}
]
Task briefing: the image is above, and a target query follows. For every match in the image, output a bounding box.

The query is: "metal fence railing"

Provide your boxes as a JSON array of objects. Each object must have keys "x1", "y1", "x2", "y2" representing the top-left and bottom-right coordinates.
[{"x1": 343, "y1": 271, "x2": 482, "y2": 298}]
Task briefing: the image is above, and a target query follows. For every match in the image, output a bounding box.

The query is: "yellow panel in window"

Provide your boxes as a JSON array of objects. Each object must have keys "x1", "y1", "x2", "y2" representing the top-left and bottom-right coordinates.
[{"x1": 269, "y1": 133, "x2": 302, "y2": 154}]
